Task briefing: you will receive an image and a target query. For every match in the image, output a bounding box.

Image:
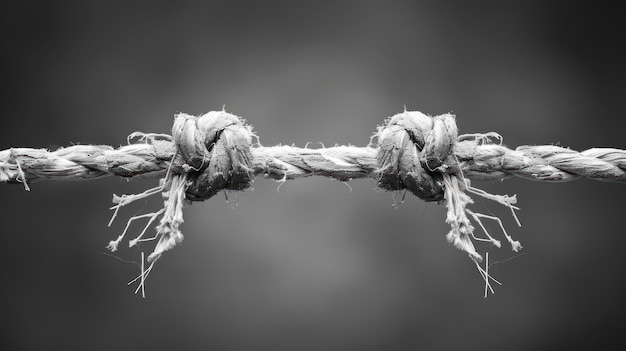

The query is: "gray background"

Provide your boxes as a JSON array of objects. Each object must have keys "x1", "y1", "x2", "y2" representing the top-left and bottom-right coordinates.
[{"x1": 1, "y1": 1, "x2": 625, "y2": 350}]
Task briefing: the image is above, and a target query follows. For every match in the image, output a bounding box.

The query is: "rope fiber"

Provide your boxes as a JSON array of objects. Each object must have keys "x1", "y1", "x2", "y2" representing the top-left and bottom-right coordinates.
[{"x1": 1, "y1": 110, "x2": 624, "y2": 296}]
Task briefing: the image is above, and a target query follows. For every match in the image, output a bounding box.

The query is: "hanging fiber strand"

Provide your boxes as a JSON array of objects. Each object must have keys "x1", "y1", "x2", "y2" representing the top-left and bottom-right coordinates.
[{"x1": 1, "y1": 110, "x2": 624, "y2": 296}]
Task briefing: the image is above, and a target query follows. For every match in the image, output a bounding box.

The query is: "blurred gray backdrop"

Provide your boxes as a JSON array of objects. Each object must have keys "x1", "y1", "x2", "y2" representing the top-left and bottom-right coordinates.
[{"x1": 1, "y1": 1, "x2": 625, "y2": 350}]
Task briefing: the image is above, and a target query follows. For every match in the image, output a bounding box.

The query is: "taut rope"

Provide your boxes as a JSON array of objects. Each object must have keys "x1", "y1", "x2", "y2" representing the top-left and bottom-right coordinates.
[
  {"x1": 2, "y1": 113, "x2": 623, "y2": 186},
  {"x1": 1, "y1": 110, "x2": 624, "y2": 295}
]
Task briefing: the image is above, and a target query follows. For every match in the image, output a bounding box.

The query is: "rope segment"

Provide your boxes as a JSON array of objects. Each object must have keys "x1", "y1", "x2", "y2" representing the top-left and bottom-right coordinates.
[
  {"x1": 2, "y1": 116, "x2": 623, "y2": 186},
  {"x1": 1, "y1": 110, "x2": 624, "y2": 295}
]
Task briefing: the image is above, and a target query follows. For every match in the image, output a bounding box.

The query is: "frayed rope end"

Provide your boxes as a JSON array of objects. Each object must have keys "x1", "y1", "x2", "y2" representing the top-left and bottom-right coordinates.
[
  {"x1": 107, "y1": 172, "x2": 192, "y2": 293},
  {"x1": 441, "y1": 172, "x2": 522, "y2": 296}
]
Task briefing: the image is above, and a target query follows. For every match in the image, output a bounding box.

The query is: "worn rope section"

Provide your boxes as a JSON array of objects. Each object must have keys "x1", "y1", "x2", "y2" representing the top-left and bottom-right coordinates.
[{"x1": 2, "y1": 110, "x2": 624, "y2": 296}]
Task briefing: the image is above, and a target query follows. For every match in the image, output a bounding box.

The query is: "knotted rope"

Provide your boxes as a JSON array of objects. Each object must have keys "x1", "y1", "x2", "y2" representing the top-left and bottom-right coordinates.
[
  {"x1": 173, "y1": 111, "x2": 256, "y2": 201},
  {"x1": 2, "y1": 110, "x2": 624, "y2": 295}
]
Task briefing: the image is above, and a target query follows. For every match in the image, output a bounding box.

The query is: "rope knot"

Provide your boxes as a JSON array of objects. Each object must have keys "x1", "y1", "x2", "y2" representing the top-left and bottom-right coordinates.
[
  {"x1": 105, "y1": 109, "x2": 523, "y2": 295},
  {"x1": 376, "y1": 111, "x2": 458, "y2": 201},
  {"x1": 172, "y1": 111, "x2": 255, "y2": 201}
]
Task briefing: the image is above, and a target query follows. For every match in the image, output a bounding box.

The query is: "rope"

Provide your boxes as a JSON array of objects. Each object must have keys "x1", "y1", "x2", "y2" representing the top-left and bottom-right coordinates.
[
  {"x1": 1, "y1": 114, "x2": 623, "y2": 186},
  {"x1": 1, "y1": 110, "x2": 624, "y2": 296}
]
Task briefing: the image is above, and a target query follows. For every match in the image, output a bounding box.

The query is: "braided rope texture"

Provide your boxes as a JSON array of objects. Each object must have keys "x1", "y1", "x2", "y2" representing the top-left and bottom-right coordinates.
[
  {"x1": 1, "y1": 112, "x2": 624, "y2": 185},
  {"x1": 1, "y1": 110, "x2": 624, "y2": 294}
]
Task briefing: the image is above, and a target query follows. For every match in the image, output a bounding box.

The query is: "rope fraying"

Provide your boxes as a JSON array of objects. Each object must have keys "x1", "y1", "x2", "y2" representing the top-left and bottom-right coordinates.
[
  {"x1": 374, "y1": 111, "x2": 521, "y2": 266},
  {"x1": 108, "y1": 111, "x2": 257, "y2": 265},
  {"x1": 107, "y1": 110, "x2": 523, "y2": 295},
  {"x1": 3, "y1": 109, "x2": 624, "y2": 296}
]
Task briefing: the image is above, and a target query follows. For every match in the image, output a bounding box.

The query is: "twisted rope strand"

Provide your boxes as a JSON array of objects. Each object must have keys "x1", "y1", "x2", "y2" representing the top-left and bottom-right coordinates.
[
  {"x1": 1, "y1": 110, "x2": 624, "y2": 296},
  {"x1": 1, "y1": 138, "x2": 624, "y2": 185}
]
